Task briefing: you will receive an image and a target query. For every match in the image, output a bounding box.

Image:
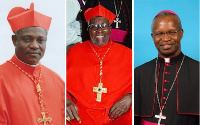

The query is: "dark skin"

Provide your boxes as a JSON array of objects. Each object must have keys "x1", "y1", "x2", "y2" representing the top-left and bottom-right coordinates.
[
  {"x1": 151, "y1": 15, "x2": 183, "y2": 58},
  {"x1": 67, "y1": 16, "x2": 132, "y2": 123},
  {"x1": 89, "y1": 16, "x2": 111, "y2": 46},
  {"x1": 12, "y1": 27, "x2": 47, "y2": 65}
]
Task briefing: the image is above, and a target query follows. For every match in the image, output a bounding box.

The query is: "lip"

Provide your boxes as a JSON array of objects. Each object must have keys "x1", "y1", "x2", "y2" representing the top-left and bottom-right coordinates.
[
  {"x1": 160, "y1": 44, "x2": 173, "y2": 49},
  {"x1": 26, "y1": 52, "x2": 40, "y2": 56}
]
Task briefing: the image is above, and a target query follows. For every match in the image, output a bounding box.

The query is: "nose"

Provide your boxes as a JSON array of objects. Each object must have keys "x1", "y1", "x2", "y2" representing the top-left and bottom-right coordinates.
[
  {"x1": 96, "y1": 27, "x2": 103, "y2": 33},
  {"x1": 162, "y1": 33, "x2": 171, "y2": 41},
  {"x1": 29, "y1": 40, "x2": 39, "y2": 49}
]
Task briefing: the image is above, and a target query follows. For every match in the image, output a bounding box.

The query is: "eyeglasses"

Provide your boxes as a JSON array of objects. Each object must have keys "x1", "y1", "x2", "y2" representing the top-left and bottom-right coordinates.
[
  {"x1": 153, "y1": 30, "x2": 179, "y2": 39},
  {"x1": 88, "y1": 23, "x2": 110, "y2": 31}
]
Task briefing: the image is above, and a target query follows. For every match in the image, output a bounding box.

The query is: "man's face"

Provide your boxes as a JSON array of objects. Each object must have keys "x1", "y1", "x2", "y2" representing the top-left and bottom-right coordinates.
[
  {"x1": 151, "y1": 15, "x2": 183, "y2": 57},
  {"x1": 88, "y1": 16, "x2": 111, "y2": 46},
  {"x1": 13, "y1": 27, "x2": 47, "y2": 65}
]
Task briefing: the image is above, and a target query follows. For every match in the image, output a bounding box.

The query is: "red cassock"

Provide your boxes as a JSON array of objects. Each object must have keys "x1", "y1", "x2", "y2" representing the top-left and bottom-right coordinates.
[
  {"x1": 67, "y1": 40, "x2": 132, "y2": 125},
  {"x1": 0, "y1": 55, "x2": 65, "y2": 125}
]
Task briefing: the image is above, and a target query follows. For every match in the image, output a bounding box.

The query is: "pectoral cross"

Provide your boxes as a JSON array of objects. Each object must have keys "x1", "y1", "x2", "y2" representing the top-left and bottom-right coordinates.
[
  {"x1": 93, "y1": 83, "x2": 107, "y2": 102},
  {"x1": 155, "y1": 112, "x2": 166, "y2": 125},
  {"x1": 37, "y1": 111, "x2": 52, "y2": 125},
  {"x1": 114, "y1": 17, "x2": 121, "y2": 28}
]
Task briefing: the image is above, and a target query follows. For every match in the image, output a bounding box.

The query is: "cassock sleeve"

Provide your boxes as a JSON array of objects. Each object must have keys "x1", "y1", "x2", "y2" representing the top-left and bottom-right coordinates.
[{"x1": 0, "y1": 68, "x2": 9, "y2": 124}]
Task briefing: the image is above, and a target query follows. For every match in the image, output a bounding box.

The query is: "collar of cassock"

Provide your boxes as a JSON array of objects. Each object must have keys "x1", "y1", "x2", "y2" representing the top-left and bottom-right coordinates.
[
  {"x1": 9, "y1": 55, "x2": 41, "y2": 76},
  {"x1": 158, "y1": 52, "x2": 184, "y2": 64},
  {"x1": 89, "y1": 39, "x2": 112, "y2": 57}
]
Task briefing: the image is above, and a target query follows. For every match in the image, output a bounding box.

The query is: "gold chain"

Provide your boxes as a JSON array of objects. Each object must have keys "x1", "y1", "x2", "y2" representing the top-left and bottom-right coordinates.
[
  {"x1": 8, "y1": 60, "x2": 52, "y2": 124},
  {"x1": 89, "y1": 41, "x2": 112, "y2": 83}
]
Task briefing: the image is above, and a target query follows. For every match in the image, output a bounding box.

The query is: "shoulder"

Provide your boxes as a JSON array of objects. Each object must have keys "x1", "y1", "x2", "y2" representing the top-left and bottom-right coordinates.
[
  {"x1": 185, "y1": 55, "x2": 199, "y2": 64},
  {"x1": 112, "y1": 42, "x2": 132, "y2": 55},
  {"x1": 184, "y1": 55, "x2": 199, "y2": 71},
  {"x1": 67, "y1": 41, "x2": 90, "y2": 55},
  {"x1": 135, "y1": 58, "x2": 156, "y2": 72},
  {"x1": 0, "y1": 61, "x2": 15, "y2": 73},
  {"x1": 41, "y1": 65, "x2": 64, "y2": 82}
]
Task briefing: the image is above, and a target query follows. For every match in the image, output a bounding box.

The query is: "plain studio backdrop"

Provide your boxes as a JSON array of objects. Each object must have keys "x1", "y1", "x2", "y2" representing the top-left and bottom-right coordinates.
[
  {"x1": 134, "y1": 0, "x2": 199, "y2": 68},
  {"x1": 0, "y1": 0, "x2": 65, "y2": 81}
]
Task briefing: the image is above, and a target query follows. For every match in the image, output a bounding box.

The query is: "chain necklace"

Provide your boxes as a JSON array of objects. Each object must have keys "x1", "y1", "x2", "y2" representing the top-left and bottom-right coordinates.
[
  {"x1": 113, "y1": 0, "x2": 123, "y2": 28},
  {"x1": 154, "y1": 55, "x2": 185, "y2": 125},
  {"x1": 89, "y1": 41, "x2": 112, "y2": 102},
  {"x1": 9, "y1": 60, "x2": 52, "y2": 125}
]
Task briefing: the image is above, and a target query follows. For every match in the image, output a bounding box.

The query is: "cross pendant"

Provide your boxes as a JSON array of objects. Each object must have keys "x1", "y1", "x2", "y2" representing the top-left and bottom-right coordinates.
[
  {"x1": 155, "y1": 112, "x2": 166, "y2": 125},
  {"x1": 37, "y1": 111, "x2": 52, "y2": 125},
  {"x1": 114, "y1": 17, "x2": 121, "y2": 28},
  {"x1": 93, "y1": 83, "x2": 107, "y2": 102}
]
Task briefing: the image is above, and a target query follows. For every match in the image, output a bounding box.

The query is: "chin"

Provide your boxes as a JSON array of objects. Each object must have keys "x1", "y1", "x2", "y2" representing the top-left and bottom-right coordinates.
[{"x1": 160, "y1": 51, "x2": 176, "y2": 57}]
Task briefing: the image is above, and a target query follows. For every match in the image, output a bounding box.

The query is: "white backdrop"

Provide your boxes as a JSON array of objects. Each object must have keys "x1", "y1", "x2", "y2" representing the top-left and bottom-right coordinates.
[{"x1": 0, "y1": 0, "x2": 66, "y2": 81}]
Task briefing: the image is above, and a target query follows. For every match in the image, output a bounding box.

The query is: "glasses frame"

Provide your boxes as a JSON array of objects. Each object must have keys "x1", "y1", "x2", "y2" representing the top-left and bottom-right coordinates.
[
  {"x1": 88, "y1": 23, "x2": 110, "y2": 31},
  {"x1": 153, "y1": 30, "x2": 181, "y2": 39}
]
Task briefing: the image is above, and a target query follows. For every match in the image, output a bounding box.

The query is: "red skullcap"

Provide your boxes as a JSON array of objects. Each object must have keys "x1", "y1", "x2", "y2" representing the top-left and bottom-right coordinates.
[
  {"x1": 154, "y1": 10, "x2": 179, "y2": 19},
  {"x1": 84, "y1": 4, "x2": 116, "y2": 24},
  {"x1": 7, "y1": 3, "x2": 52, "y2": 31}
]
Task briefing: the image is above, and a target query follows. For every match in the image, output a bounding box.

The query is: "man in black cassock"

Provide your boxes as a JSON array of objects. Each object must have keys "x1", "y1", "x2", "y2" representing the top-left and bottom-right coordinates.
[
  {"x1": 80, "y1": 0, "x2": 132, "y2": 49},
  {"x1": 134, "y1": 10, "x2": 199, "y2": 125}
]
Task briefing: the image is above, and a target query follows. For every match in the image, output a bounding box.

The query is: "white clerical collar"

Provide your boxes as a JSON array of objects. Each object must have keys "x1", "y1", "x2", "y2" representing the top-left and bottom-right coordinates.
[
  {"x1": 164, "y1": 58, "x2": 170, "y2": 63},
  {"x1": 15, "y1": 55, "x2": 39, "y2": 67}
]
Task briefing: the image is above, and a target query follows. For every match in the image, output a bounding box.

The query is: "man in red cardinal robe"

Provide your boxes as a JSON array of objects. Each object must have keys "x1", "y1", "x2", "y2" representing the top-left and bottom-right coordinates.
[
  {"x1": 0, "y1": 3, "x2": 65, "y2": 125},
  {"x1": 67, "y1": 4, "x2": 132, "y2": 125}
]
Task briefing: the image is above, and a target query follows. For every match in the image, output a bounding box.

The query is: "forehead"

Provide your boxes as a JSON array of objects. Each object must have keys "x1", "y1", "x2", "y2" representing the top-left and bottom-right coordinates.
[
  {"x1": 153, "y1": 15, "x2": 180, "y2": 32},
  {"x1": 154, "y1": 15, "x2": 179, "y2": 28},
  {"x1": 17, "y1": 27, "x2": 47, "y2": 37},
  {"x1": 90, "y1": 16, "x2": 109, "y2": 24}
]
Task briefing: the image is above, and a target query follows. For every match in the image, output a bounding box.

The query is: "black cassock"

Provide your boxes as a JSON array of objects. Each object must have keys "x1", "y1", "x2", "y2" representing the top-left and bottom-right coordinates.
[{"x1": 134, "y1": 52, "x2": 199, "y2": 125}]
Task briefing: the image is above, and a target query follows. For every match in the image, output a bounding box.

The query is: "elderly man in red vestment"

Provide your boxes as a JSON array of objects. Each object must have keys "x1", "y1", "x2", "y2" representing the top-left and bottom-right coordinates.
[
  {"x1": 67, "y1": 4, "x2": 132, "y2": 125},
  {"x1": 0, "y1": 3, "x2": 65, "y2": 125}
]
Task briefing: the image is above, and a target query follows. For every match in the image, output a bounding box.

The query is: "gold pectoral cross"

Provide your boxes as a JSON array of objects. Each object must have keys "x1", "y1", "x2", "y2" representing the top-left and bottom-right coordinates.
[
  {"x1": 37, "y1": 111, "x2": 52, "y2": 125},
  {"x1": 93, "y1": 83, "x2": 107, "y2": 102}
]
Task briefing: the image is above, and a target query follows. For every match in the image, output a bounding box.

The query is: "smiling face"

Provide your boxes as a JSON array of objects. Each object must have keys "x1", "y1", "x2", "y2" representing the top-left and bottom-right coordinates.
[
  {"x1": 151, "y1": 15, "x2": 183, "y2": 57},
  {"x1": 12, "y1": 27, "x2": 47, "y2": 65},
  {"x1": 88, "y1": 16, "x2": 111, "y2": 46}
]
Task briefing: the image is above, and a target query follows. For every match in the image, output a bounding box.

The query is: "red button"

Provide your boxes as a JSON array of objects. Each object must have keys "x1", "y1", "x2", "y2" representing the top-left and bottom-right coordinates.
[
  {"x1": 164, "y1": 80, "x2": 169, "y2": 83},
  {"x1": 163, "y1": 97, "x2": 166, "y2": 99},
  {"x1": 165, "y1": 72, "x2": 170, "y2": 74},
  {"x1": 164, "y1": 88, "x2": 168, "y2": 91}
]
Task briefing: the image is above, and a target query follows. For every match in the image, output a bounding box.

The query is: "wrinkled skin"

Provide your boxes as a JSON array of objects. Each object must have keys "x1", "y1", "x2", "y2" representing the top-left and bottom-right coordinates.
[
  {"x1": 66, "y1": 98, "x2": 81, "y2": 123},
  {"x1": 89, "y1": 16, "x2": 111, "y2": 46},
  {"x1": 109, "y1": 94, "x2": 132, "y2": 120}
]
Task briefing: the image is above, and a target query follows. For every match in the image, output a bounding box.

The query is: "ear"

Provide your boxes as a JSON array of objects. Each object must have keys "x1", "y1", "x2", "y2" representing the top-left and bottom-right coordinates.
[
  {"x1": 179, "y1": 29, "x2": 184, "y2": 40},
  {"x1": 151, "y1": 33, "x2": 154, "y2": 41},
  {"x1": 12, "y1": 35, "x2": 17, "y2": 46}
]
